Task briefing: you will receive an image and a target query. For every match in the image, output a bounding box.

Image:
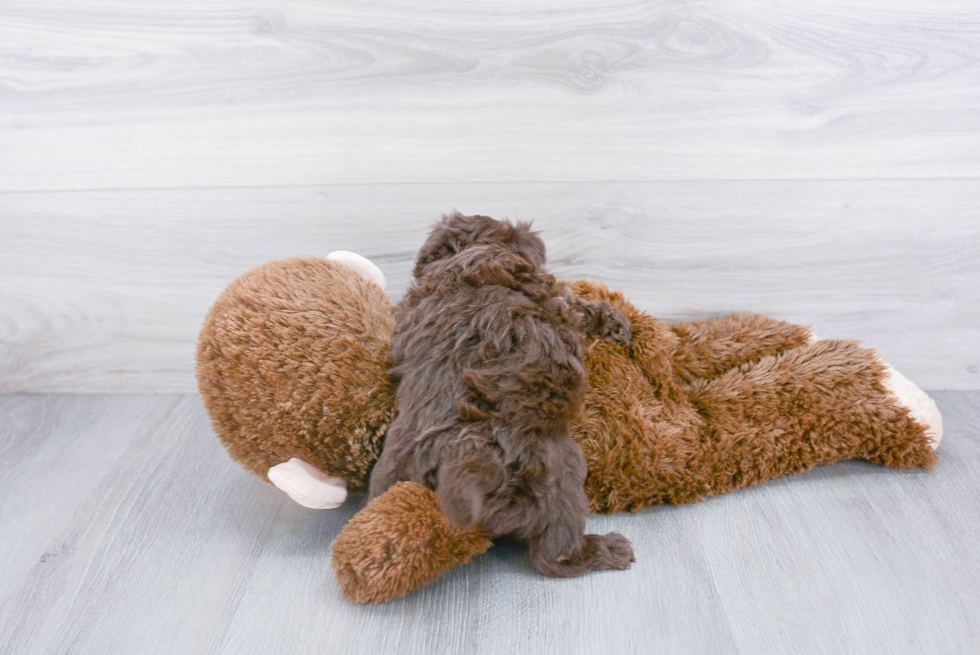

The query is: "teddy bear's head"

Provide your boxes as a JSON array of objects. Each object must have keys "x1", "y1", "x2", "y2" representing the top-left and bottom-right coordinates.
[{"x1": 196, "y1": 253, "x2": 396, "y2": 508}]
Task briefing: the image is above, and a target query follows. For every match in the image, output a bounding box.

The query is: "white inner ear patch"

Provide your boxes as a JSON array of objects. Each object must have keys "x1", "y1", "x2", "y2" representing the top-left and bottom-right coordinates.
[
  {"x1": 268, "y1": 458, "x2": 348, "y2": 509},
  {"x1": 326, "y1": 250, "x2": 387, "y2": 291}
]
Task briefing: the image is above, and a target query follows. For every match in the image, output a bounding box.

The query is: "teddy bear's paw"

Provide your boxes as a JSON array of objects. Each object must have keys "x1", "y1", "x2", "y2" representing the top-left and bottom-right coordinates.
[
  {"x1": 268, "y1": 458, "x2": 348, "y2": 509},
  {"x1": 881, "y1": 364, "x2": 943, "y2": 450},
  {"x1": 326, "y1": 251, "x2": 387, "y2": 291}
]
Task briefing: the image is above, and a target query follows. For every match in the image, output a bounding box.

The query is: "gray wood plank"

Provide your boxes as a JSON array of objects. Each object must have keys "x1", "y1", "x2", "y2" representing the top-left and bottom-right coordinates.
[
  {"x1": 0, "y1": 394, "x2": 289, "y2": 655},
  {"x1": 2, "y1": 180, "x2": 978, "y2": 392},
  {"x1": 1, "y1": 1, "x2": 979, "y2": 191},
  {"x1": 0, "y1": 392, "x2": 978, "y2": 654},
  {"x1": 0, "y1": 395, "x2": 182, "y2": 597}
]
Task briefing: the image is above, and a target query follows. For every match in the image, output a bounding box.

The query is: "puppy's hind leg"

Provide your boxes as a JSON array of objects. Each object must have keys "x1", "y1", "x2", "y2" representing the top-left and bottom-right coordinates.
[
  {"x1": 367, "y1": 447, "x2": 402, "y2": 501},
  {"x1": 528, "y1": 515, "x2": 634, "y2": 578},
  {"x1": 526, "y1": 477, "x2": 634, "y2": 578},
  {"x1": 557, "y1": 533, "x2": 634, "y2": 576}
]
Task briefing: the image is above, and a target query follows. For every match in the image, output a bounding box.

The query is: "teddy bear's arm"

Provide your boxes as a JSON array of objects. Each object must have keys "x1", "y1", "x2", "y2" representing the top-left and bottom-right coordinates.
[
  {"x1": 668, "y1": 312, "x2": 815, "y2": 384},
  {"x1": 331, "y1": 482, "x2": 493, "y2": 604}
]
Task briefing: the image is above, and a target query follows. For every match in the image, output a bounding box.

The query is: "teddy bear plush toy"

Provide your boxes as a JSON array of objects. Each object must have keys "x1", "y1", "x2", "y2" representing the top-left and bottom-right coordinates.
[{"x1": 196, "y1": 247, "x2": 942, "y2": 604}]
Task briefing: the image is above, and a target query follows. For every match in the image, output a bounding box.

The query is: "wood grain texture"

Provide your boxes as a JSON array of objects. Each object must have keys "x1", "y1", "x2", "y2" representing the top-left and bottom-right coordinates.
[
  {"x1": 0, "y1": 392, "x2": 978, "y2": 654},
  {"x1": 1, "y1": 0, "x2": 979, "y2": 190},
  {"x1": 2, "y1": 3, "x2": 976, "y2": 647},
  {"x1": 2, "y1": 180, "x2": 978, "y2": 392}
]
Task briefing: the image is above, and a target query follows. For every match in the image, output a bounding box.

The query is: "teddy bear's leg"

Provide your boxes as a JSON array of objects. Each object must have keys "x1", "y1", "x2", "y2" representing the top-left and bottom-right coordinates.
[
  {"x1": 807, "y1": 336, "x2": 942, "y2": 450},
  {"x1": 880, "y1": 364, "x2": 943, "y2": 449},
  {"x1": 805, "y1": 334, "x2": 941, "y2": 450},
  {"x1": 326, "y1": 250, "x2": 387, "y2": 290},
  {"x1": 669, "y1": 313, "x2": 815, "y2": 383},
  {"x1": 686, "y1": 339, "x2": 938, "y2": 498},
  {"x1": 267, "y1": 458, "x2": 349, "y2": 509}
]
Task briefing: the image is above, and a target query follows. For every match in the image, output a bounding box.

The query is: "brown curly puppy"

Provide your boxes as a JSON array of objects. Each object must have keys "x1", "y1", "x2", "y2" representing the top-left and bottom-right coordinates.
[{"x1": 368, "y1": 212, "x2": 636, "y2": 578}]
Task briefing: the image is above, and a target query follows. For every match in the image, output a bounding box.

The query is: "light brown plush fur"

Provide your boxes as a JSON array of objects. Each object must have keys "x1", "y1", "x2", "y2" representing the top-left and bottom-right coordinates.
[
  {"x1": 196, "y1": 257, "x2": 936, "y2": 605},
  {"x1": 568, "y1": 281, "x2": 935, "y2": 513},
  {"x1": 196, "y1": 257, "x2": 396, "y2": 493},
  {"x1": 331, "y1": 482, "x2": 493, "y2": 604}
]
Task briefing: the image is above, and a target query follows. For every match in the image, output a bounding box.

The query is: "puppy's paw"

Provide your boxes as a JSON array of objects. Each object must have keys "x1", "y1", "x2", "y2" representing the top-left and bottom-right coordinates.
[
  {"x1": 600, "y1": 532, "x2": 635, "y2": 569},
  {"x1": 593, "y1": 304, "x2": 632, "y2": 346}
]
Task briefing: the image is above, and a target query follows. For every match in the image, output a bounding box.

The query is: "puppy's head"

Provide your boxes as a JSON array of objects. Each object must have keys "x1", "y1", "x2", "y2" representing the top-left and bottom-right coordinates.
[{"x1": 413, "y1": 212, "x2": 545, "y2": 278}]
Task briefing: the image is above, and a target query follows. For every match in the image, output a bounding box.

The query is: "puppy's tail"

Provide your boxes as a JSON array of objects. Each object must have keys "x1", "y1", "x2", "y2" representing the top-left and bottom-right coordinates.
[{"x1": 436, "y1": 454, "x2": 506, "y2": 531}]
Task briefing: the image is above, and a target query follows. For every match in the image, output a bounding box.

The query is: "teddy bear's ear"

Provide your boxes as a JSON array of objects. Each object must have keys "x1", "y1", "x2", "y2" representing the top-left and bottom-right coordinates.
[
  {"x1": 267, "y1": 458, "x2": 348, "y2": 509},
  {"x1": 326, "y1": 251, "x2": 386, "y2": 290}
]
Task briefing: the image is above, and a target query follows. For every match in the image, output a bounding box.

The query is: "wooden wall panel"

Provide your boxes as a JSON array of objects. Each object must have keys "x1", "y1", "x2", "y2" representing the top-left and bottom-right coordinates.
[
  {"x1": 2, "y1": 180, "x2": 977, "y2": 391},
  {"x1": 1, "y1": 1, "x2": 979, "y2": 190}
]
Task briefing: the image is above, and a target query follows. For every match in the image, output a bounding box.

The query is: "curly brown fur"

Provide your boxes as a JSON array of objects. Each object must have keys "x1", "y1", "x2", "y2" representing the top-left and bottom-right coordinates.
[{"x1": 368, "y1": 213, "x2": 635, "y2": 578}]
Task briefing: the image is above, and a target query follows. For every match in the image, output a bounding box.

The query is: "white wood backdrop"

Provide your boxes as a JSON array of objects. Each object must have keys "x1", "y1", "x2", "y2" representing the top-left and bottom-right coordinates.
[{"x1": 1, "y1": 0, "x2": 978, "y2": 391}]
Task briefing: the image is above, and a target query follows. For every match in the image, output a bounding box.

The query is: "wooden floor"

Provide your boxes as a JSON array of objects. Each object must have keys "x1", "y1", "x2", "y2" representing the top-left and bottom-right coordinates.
[{"x1": 0, "y1": 391, "x2": 978, "y2": 654}]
